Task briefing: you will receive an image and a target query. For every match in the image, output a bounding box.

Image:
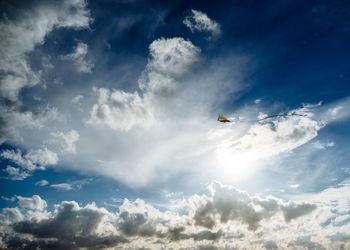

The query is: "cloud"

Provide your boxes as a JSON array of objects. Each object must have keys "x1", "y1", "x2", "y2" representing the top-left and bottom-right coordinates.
[
  {"x1": 312, "y1": 140, "x2": 335, "y2": 149},
  {"x1": 61, "y1": 42, "x2": 94, "y2": 73},
  {"x1": 1, "y1": 147, "x2": 58, "y2": 171},
  {"x1": 1, "y1": 181, "x2": 350, "y2": 248},
  {"x1": 50, "y1": 183, "x2": 73, "y2": 191},
  {"x1": 63, "y1": 36, "x2": 245, "y2": 188},
  {"x1": 183, "y1": 9, "x2": 222, "y2": 39},
  {"x1": 254, "y1": 98, "x2": 262, "y2": 104},
  {"x1": 0, "y1": 0, "x2": 91, "y2": 102},
  {"x1": 212, "y1": 104, "x2": 323, "y2": 174},
  {"x1": 11, "y1": 201, "x2": 127, "y2": 249},
  {"x1": 0, "y1": 105, "x2": 62, "y2": 144},
  {"x1": 0, "y1": 147, "x2": 58, "y2": 180},
  {"x1": 144, "y1": 37, "x2": 201, "y2": 77},
  {"x1": 289, "y1": 183, "x2": 300, "y2": 189},
  {"x1": 16, "y1": 195, "x2": 47, "y2": 211},
  {"x1": 50, "y1": 179, "x2": 90, "y2": 191},
  {"x1": 191, "y1": 182, "x2": 316, "y2": 231},
  {"x1": 2, "y1": 207, "x2": 23, "y2": 222},
  {"x1": 0, "y1": 0, "x2": 91, "y2": 144},
  {"x1": 3, "y1": 166, "x2": 30, "y2": 181},
  {"x1": 51, "y1": 130, "x2": 80, "y2": 154},
  {"x1": 89, "y1": 37, "x2": 200, "y2": 131},
  {"x1": 71, "y1": 95, "x2": 84, "y2": 105},
  {"x1": 288, "y1": 235, "x2": 326, "y2": 250},
  {"x1": 35, "y1": 179, "x2": 49, "y2": 186},
  {"x1": 280, "y1": 202, "x2": 316, "y2": 222},
  {"x1": 89, "y1": 88, "x2": 154, "y2": 131}
]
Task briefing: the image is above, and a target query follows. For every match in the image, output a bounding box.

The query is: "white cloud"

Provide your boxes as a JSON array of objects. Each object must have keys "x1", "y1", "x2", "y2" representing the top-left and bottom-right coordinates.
[
  {"x1": 312, "y1": 140, "x2": 335, "y2": 149},
  {"x1": 254, "y1": 98, "x2": 262, "y2": 104},
  {"x1": 50, "y1": 183, "x2": 73, "y2": 191},
  {"x1": 2, "y1": 207, "x2": 24, "y2": 222},
  {"x1": 183, "y1": 9, "x2": 221, "y2": 39},
  {"x1": 0, "y1": 105, "x2": 62, "y2": 144},
  {"x1": 145, "y1": 37, "x2": 201, "y2": 77},
  {"x1": 0, "y1": 0, "x2": 92, "y2": 102},
  {"x1": 212, "y1": 105, "x2": 323, "y2": 176},
  {"x1": 89, "y1": 38, "x2": 200, "y2": 131},
  {"x1": 51, "y1": 130, "x2": 80, "y2": 153},
  {"x1": 35, "y1": 180, "x2": 49, "y2": 186},
  {"x1": 0, "y1": 0, "x2": 91, "y2": 145},
  {"x1": 25, "y1": 147, "x2": 59, "y2": 168},
  {"x1": 61, "y1": 42, "x2": 94, "y2": 73},
  {"x1": 3, "y1": 166, "x2": 30, "y2": 180},
  {"x1": 50, "y1": 179, "x2": 90, "y2": 191},
  {"x1": 89, "y1": 88, "x2": 154, "y2": 131},
  {"x1": 71, "y1": 95, "x2": 84, "y2": 105},
  {"x1": 289, "y1": 183, "x2": 300, "y2": 189},
  {"x1": 16, "y1": 195, "x2": 47, "y2": 211},
  {"x1": 328, "y1": 106, "x2": 342, "y2": 117},
  {"x1": 318, "y1": 97, "x2": 350, "y2": 123},
  {"x1": 0, "y1": 147, "x2": 58, "y2": 180}
]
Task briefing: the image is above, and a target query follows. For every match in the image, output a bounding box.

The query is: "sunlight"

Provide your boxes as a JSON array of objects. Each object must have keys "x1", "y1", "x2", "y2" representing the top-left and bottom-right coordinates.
[{"x1": 215, "y1": 143, "x2": 258, "y2": 182}]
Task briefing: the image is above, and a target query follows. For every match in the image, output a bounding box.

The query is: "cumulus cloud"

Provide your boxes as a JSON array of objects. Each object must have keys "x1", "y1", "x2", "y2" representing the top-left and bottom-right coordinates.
[
  {"x1": 0, "y1": 0, "x2": 91, "y2": 102},
  {"x1": 1, "y1": 147, "x2": 58, "y2": 171},
  {"x1": 61, "y1": 42, "x2": 94, "y2": 73},
  {"x1": 191, "y1": 182, "x2": 316, "y2": 231},
  {"x1": 144, "y1": 37, "x2": 201, "y2": 77},
  {"x1": 183, "y1": 9, "x2": 222, "y2": 39},
  {"x1": 0, "y1": 105, "x2": 62, "y2": 144},
  {"x1": 0, "y1": 181, "x2": 349, "y2": 249},
  {"x1": 10, "y1": 201, "x2": 127, "y2": 249},
  {"x1": 16, "y1": 195, "x2": 47, "y2": 211},
  {"x1": 0, "y1": 147, "x2": 58, "y2": 180},
  {"x1": 89, "y1": 88, "x2": 154, "y2": 130},
  {"x1": 0, "y1": 0, "x2": 91, "y2": 143},
  {"x1": 51, "y1": 130, "x2": 80, "y2": 153},
  {"x1": 89, "y1": 37, "x2": 200, "y2": 131},
  {"x1": 2, "y1": 166, "x2": 30, "y2": 180}
]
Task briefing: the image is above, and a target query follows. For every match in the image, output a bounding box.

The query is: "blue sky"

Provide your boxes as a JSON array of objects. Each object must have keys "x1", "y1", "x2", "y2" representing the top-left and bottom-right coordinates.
[{"x1": 0, "y1": 0, "x2": 350, "y2": 249}]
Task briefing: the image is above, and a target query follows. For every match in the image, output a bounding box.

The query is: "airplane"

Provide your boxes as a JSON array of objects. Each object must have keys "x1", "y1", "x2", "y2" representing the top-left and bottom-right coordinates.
[
  {"x1": 217, "y1": 114, "x2": 231, "y2": 123},
  {"x1": 217, "y1": 111, "x2": 308, "y2": 123}
]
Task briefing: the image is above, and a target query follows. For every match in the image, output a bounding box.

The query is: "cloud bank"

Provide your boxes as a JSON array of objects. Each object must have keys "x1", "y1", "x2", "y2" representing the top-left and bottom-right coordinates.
[{"x1": 1, "y1": 181, "x2": 349, "y2": 249}]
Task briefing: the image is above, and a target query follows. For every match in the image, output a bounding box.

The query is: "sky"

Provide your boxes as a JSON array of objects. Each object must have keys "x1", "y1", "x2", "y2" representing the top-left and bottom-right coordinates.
[{"x1": 0, "y1": 0, "x2": 350, "y2": 249}]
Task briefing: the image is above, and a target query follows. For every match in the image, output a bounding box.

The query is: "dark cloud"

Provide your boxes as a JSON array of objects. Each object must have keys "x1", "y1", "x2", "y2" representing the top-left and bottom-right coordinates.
[
  {"x1": 11, "y1": 201, "x2": 127, "y2": 249},
  {"x1": 117, "y1": 210, "x2": 158, "y2": 237},
  {"x1": 288, "y1": 235, "x2": 326, "y2": 250},
  {"x1": 264, "y1": 240, "x2": 278, "y2": 249},
  {"x1": 3, "y1": 235, "x2": 127, "y2": 250},
  {"x1": 281, "y1": 202, "x2": 317, "y2": 222},
  {"x1": 13, "y1": 201, "x2": 103, "y2": 239},
  {"x1": 193, "y1": 182, "x2": 316, "y2": 231}
]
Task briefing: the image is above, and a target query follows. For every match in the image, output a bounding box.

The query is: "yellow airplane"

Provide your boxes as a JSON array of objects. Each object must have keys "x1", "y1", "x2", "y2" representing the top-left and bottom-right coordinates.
[
  {"x1": 217, "y1": 112, "x2": 308, "y2": 123},
  {"x1": 217, "y1": 114, "x2": 231, "y2": 123}
]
